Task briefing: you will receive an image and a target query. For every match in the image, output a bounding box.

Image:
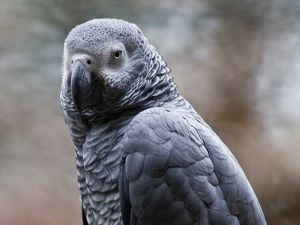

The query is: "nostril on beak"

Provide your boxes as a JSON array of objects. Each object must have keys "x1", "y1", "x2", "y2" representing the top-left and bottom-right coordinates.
[{"x1": 71, "y1": 55, "x2": 92, "y2": 68}]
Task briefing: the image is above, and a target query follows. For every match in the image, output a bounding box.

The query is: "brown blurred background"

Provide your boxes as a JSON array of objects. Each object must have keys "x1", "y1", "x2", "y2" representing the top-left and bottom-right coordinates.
[{"x1": 0, "y1": 0, "x2": 300, "y2": 224}]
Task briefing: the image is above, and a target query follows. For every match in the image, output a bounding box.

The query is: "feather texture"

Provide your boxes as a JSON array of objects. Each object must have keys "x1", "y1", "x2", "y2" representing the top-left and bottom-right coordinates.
[{"x1": 60, "y1": 18, "x2": 267, "y2": 225}]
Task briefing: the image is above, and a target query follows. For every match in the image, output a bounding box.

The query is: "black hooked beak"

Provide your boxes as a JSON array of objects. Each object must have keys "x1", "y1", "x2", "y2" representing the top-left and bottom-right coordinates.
[{"x1": 71, "y1": 61, "x2": 92, "y2": 112}]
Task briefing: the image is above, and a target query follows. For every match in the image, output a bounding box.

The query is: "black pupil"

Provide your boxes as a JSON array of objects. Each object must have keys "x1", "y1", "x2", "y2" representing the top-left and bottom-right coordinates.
[
  {"x1": 86, "y1": 59, "x2": 91, "y2": 64},
  {"x1": 115, "y1": 51, "x2": 121, "y2": 58}
]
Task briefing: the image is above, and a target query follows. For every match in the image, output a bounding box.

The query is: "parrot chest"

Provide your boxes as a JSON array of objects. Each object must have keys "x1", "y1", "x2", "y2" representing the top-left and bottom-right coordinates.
[{"x1": 77, "y1": 118, "x2": 130, "y2": 225}]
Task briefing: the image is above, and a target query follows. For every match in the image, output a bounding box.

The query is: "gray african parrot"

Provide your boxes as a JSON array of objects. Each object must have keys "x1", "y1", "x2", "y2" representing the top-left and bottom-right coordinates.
[{"x1": 60, "y1": 18, "x2": 267, "y2": 225}]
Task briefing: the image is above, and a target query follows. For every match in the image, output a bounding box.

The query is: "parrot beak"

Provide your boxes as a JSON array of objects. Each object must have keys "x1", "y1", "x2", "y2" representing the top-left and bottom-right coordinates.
[{"x1": 71, "y1": 61, "x2": 92, "y2": 112}]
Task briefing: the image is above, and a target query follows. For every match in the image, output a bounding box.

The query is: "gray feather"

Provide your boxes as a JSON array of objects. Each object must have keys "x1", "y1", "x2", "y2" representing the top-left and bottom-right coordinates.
[{"x1": 60, "y1": 18, "x2": 267, "y2": 225}]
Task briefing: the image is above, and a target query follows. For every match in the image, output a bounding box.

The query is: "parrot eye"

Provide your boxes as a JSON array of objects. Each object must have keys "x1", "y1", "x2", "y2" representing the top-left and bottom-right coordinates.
[{"x1": 113, "y1": 50, "x2": 122, "y2": 59}]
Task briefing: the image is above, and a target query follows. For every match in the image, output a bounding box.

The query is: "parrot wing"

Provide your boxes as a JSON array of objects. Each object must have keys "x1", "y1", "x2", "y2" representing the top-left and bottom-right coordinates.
[{"x1": 119, "y1": 107, "x2": 266, "y2": 225}]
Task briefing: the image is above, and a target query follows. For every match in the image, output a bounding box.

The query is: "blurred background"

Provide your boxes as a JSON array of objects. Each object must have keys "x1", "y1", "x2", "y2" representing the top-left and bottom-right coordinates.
[{"x1": 0, "y1": 0, "x2": 299, "y2": 224}]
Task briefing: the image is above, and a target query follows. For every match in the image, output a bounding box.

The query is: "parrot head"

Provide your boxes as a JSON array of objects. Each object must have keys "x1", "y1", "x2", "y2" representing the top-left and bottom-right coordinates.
[
  {"x1": 61, "y1": 18, "x2": 176, "y2": 120},
  {"x1": 62, "y1": 19, "x2": 149, "y2": 113}
]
